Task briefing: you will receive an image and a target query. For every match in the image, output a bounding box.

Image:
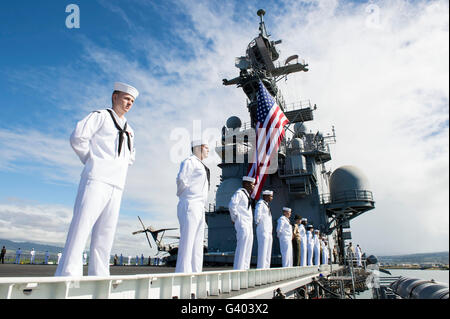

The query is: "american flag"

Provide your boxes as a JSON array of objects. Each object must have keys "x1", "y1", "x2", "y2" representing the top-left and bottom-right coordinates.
[{"x1": 248, "y1": 81, "x2": 290, "y2": 199}]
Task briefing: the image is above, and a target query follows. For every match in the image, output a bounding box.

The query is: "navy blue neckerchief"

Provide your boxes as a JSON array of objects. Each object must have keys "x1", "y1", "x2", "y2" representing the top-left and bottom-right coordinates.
[{"x1": 106, "y1": 109, "x2": 131, "y2": 156}]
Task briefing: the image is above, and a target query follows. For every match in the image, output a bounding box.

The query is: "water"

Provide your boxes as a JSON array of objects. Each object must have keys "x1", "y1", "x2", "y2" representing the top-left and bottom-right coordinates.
[
  {"x1": 356, "y1": 268, "x2": 449, "y2": 299},
  {"x1": 386, "y1": 269, "x2": 449, "y2": 285}
]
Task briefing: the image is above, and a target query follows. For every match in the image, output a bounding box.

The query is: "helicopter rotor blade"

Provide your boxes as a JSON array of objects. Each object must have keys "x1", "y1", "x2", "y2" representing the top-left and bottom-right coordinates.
[{"x1": 137, "y1": 216, "x2": 152, "y2": 248}]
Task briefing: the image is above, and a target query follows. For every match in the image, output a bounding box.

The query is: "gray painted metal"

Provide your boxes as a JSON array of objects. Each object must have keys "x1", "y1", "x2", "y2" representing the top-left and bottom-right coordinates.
[{"x1": 390, "y1": 276, "x2": 449, "y2": 299}]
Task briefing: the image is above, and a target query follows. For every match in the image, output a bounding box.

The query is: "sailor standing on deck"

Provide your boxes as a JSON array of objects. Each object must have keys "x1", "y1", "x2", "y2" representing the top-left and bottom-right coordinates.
[
  {"x1": 355, "y1": 244, "x2": 362, "y2": 267},
  {"x1": 347, "y1": 242, "x2": 355, "y2": 265},
  {"x1": 292, "y1": 215, "x2": 302, "y2": 266},
  {"x1": 322, "y1": 240, "x2": 329, "y2": 265},
  {"x1": 15, "y1": 248, "x2": 22, "y2": 264},
  {"x1": 55, "y1": 82, "x2": 138, "y2": 277},
  {"x1": 229, "y1": 176, "x2": 255, "y2": 270},
  {"x1": 277, "y1": 207, "x2": 293, "y2": 268},
  {"x1": 1, "y1": 246, "x2": 6, "y2": 264},
  {"x1": 313, "y1": 230, "x2": 321, "y2": 266},
  {"x1": 175, "y1": 140, "x2": 210, "y2": 273},
  {"x1": 254, "y1": 190, "x2": 274, "y2": 269},
  {"x1": 306, "y1": 226, "x2": 314, "y2": 266},
  {"x1": 299, "y1": 218, "x2": 307, "y2": 266},
  {"x1": 30, "y1": 248, "x2": 35, "y2": 265}
]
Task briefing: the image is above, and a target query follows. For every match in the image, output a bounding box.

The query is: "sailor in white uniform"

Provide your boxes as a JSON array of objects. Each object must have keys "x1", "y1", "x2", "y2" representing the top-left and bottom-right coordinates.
[
  {"x1": 45, "y1": 251, "x2": 50, "y2": 264},
  {"x1": 321, "y1": 239, "x2": 329, "y2": 265},
  {"x1": 277, "y1": 207, "x2": 293, "y2": 268},
  {"x1": 355, "y1": 244, "x2": 362, "y2": 267},
  {"x1": 55, "y1": 82, "x2": 138, "y2": 277},
  {"x1": 30, "y1": 248, "x2": 35, "y2": 265},
  {"x1": 299, "y1": 218, "x2": 307, "y2": 266},
  {"x1": 306, "y1": 225, "x2": 314, "y2": 266},
  {"x1": 254, "y1": 190, "x2": 274, "y2": 269},
  {"x1": 15, "y1": 248, "x2": 22, "y2": 264},
  {"x1": 313, "y1": 230, "x2": 321, "y2": 266},
  {"x1": 175, "y1": 140, "x2": 210, "y2": 273},
  {"x1": 229, "y1": 176, "x2": 255, "y2": 270}
]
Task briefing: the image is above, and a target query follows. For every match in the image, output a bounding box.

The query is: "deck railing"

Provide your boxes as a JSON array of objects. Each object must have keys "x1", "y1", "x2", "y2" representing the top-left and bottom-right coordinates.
[{"x1": 0, "y1": 264, "x2": 339, "y2": 299}]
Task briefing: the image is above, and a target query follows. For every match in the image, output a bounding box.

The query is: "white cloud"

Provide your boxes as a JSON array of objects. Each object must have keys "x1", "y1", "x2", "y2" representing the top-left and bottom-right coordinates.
[{"x1": 0, "y1": 201, "x2": 72, "y2": 246}]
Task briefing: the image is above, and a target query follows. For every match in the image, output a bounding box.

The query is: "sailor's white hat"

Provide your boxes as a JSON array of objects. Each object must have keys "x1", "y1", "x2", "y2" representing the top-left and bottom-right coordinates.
[
  {"x1": 191, "y1": 139, "x2": 208, "y2": 148},
  {"x1": 242, "y1": 176, "x2": 256, "y2": 183},
  {"x1": 301, "y1": 218, "x2": 307, "y2": 222},
  {"x1": 282, "y1": 207, "x2": 291, "y2": 212},
  {"x1": 114, "y1": 82, "x2": 139, "y2": 99},
  {"x1": 314, "y1": 230, "x2": 319, "y2": 233},
  {"x1": 262, "y1": 190, "x2": 273, "y2": 196}
]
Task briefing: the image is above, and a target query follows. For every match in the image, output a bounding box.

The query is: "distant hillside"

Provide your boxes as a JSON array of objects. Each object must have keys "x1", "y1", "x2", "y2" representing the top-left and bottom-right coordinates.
[
  {"x1": 378, "y1": 251, "x2": 449, "y2": 264},
  {"x1": 0, "y1": 238, "x2": 64, "y2": 254}
]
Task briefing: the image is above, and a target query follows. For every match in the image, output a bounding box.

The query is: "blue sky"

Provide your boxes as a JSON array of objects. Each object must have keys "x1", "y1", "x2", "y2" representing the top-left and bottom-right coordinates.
[{"x1": 0, "y1": 0, "x2": 448, "y2": 256}]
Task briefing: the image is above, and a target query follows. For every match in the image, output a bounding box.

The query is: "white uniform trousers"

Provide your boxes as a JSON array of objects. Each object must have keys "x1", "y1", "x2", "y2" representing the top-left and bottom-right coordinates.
[
  {"x1": 175, "y1": 200, "x2": 205, "y2": 273},
  {"x1": 300, "y1": 241, "x2": 307, "y2": 266},
  {"x1": 233, "y1": 222, "x2": 253, "y2": 270},
  {"x1": 322, "y1": 250, "x2": 328, "y2": 265},
  {"x1": 256, "y1": 228, "x2": 272, "y2": 269},
  {"x1": 307, "y1": 245, "x2": 314, "y2": 266},
  {"x1": 356, "y1": 253, "x2": 362, "y2": 267},
  {"x1": 280, "y1": 237, "x2": 293, "y2": 268},
  {"x1": 55, "y1": 178, "x2": 123, "y2": 277},
  {"x1": 314, "y1": 247, "x2": 320, "y2": 265}
]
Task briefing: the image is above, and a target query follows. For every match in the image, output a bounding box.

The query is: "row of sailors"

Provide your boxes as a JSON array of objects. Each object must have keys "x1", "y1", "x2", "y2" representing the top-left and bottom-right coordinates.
[
  {"x1": 12, "y1": 249, "x2": 160, "y2": 267},
  {"x1": 13, "y1": 248, "x2": 53, "y2": 264},
  {"x1": 229, "y1": 176, "x2": 330, "y2": 270}
]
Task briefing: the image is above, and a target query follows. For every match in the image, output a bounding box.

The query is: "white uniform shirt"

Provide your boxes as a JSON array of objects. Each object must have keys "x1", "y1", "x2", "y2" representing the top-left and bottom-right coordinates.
[
  {"x1": 176, "y1": 155, "x2": 208, "y2": 203},
  {"x1": 299, "y1": 224, "x2": 306, "y2": 243},
  {"x1": 313, "y1": 234, "x2": 320, "y2": 249},
  {"x1": 254, "y1": 199, "x2": 272, "y2": 233},
  {"x1": 276, "y1": 216, "x2": 292, "y2": 239},
  {"x1": 322, "y1": 243, "x2": 328, "y2": 256},
  {"x1": 70, "y1": 108, "x2": 135, "y2": 189},
  {"x1": 228, "y1": 188, "x2": 252, "y2": 225},
  {"x1": 307, "y1": 231, "x2": 314, "y2": 248}
]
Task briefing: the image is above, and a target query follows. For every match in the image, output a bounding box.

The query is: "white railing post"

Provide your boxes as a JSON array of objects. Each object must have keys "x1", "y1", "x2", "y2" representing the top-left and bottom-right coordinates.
[
  {"x1": 160, "y1": 276, "x2": 174, "y2": 299},
  {"x1": 231, "y1": 272, "x2": 240, "y2": 291},
  {"x1": 221, "y1": 272, "x2": 231, "y2": 294},
  {"x1": 209, "y1": 273, "x2": 220, "y2": 296},
  {"x1": 196, "y1": 274, "x2": 207, "y2": 299},
  {"x1": 180, "y1": 275, "x2": 192, "y2": 299},
  {"x1": 248, "y1": 269, "x2": 255, "y2": 288},
  {"x1": 240, "y1": 271, "x2": 248, "y2": 289}
]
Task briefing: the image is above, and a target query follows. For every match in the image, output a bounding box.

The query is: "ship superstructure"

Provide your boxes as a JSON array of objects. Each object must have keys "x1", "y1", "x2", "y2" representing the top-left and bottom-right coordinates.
[{"x1": 206, "y1": 9, "x2": 375, "y2": 264}]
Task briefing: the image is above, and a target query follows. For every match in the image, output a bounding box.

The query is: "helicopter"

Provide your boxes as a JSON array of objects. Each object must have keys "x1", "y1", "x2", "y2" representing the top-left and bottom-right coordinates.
[{"x1": 132, "y1": 216, "x2": 180, "y2": 257}]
